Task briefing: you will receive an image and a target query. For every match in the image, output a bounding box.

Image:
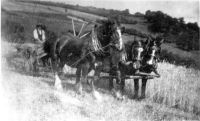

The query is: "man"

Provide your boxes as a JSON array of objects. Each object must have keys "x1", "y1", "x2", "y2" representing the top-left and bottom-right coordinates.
[
  {"x1": 33, "y1": 23, "x2": 46, "y2": 44},
  {"x1": 32, "y1": 23, "x2": 47, "y2": 67}
]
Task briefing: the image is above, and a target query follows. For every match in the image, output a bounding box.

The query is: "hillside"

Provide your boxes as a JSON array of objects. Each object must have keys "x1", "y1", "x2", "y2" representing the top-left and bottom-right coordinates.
[{"x1": 2, "y1": 0, "x2": 199, "y2": 69}]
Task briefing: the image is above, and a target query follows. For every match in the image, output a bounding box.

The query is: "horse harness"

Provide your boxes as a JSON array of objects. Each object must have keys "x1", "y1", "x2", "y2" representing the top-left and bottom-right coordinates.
[{"x1": 37, "y1": 29, "x2": 43, "y2": 41}]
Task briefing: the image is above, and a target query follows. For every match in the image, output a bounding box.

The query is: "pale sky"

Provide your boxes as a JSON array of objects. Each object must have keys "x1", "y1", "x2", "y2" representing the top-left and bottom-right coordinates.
[{"x1": 43, "y1": 0, "x2": 199, "y2": 24}]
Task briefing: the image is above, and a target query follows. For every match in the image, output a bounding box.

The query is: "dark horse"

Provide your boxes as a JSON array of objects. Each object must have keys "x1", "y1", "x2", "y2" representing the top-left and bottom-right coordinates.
[
  {"x1": 93, "y1": 39, "x2": 144, "y2": 94},
  {"x1": 133, "y1": 36, "x2": 164, "y2": 99},
  {"x1": 119, "y1": 40, "x2": 144, "y2": 91},
  {"x1": 44, "y1": 19, "x2": 124, "y2": 97}
]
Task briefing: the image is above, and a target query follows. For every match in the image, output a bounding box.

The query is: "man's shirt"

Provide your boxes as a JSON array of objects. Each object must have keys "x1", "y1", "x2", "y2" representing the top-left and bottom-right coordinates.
[{"x1": 33, "y1": 29, "x2": 46, "y2": 43}]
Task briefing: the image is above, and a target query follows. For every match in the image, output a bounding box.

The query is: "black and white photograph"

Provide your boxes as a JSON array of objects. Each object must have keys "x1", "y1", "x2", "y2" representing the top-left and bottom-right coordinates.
[{"x1": 1, "y1": 0, "x2": 200, "y2": 120}]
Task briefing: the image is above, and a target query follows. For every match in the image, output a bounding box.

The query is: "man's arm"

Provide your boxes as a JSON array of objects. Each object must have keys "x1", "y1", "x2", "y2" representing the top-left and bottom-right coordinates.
[{"x1": 41, "y1": 30, "x2": 46, "y2": 43}]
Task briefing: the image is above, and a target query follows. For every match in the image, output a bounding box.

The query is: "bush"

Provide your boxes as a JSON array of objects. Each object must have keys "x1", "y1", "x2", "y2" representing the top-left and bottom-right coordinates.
[
  {"x1": 145, "y1": 10, "x2": 199, "y2": 51},
  {"x1": 160, "y1": 50, "x2": 197, "y2": 68},
  {"x1": 2, "y1": 20, "x2": 25, "y2": 43},
  {"x1": 123, "y1": 28, "x2": 147, "y2": 38}
]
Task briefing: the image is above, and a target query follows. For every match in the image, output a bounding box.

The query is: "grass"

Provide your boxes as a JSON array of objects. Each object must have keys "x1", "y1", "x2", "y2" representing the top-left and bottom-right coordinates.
[
  {"x1": 161, "y1": 44, "x2": 200, "y2": 69},
  {"x1": 125, "y1": 61, "x2": 200, "y2": 115},
  {"x1": 1, "y1": 41, "x2": 200, "y2": 120},
  {"x1": 150, "y1": 62, "x2": 200, "y2": 114},
  {"x1": 1, "y1": 62, "x2": 200, "y2": 121}
]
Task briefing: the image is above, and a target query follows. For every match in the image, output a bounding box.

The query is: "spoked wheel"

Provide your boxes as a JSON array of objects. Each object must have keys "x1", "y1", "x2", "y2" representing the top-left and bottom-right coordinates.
[{"x1": 68, "y1": 15, "x2": 93, "y2": 39}]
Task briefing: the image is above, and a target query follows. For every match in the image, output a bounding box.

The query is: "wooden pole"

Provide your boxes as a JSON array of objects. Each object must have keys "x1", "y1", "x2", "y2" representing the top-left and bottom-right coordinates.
[
  {"x1": 71, "y1": 19, "x2": 76, "y2": 36},
  {"x1": 62, "y1": 73, "x2": 159, "y2": 80},
  {"x1": 78, "y1": 23, "x2": 85, "y2": 37}
]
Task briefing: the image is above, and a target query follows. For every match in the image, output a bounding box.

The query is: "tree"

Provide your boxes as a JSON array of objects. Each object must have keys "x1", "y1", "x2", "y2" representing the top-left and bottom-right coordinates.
[
  {"x1": 187, "y1": 22, "x2": 199, "y2": 32},
  {"x1": 122, "y1": 9, "x2": 129, "y2": 15},
  {"x1": 145, "y1": 10, "x2": 200, "y2": 51}
]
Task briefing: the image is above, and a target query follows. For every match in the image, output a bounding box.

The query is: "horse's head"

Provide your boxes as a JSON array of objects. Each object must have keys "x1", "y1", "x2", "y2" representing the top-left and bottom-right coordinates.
[
  {"x1": 129, "y1": 40, "x2": 144, "y2": 70},
  {"x1": 143, "y1": 36, "x2": 164, "y2": 66},
  {"x1": 100, "y1": 19, "x2": 123, "y2": 50},
  {"x1": 131, "y1": 40, "x2": 144, "y2": 62}
]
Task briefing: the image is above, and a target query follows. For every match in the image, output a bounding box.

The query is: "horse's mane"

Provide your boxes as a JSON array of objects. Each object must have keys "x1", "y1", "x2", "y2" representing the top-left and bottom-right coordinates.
[
  {"x1": 43, "y1": 30, "x2": 58, "y2": 55},
  {"x1": 124, "y1": 40, "x2": 142, "y2": 61},
  {"x1": 95, "y1": 19, "x2": 119, "y2": 47},
  {"x1": 97, "y1": 19, "x2": 119, "y2": 35}
]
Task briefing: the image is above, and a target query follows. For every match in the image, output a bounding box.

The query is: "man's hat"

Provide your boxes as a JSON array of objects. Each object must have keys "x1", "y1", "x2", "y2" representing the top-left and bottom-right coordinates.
[
  {"x1": 42, "y1": 25, "x2": 46, "y2": 30},
  {"x1": 36, "y1": 23, "x2": 43, "y2": 28}
]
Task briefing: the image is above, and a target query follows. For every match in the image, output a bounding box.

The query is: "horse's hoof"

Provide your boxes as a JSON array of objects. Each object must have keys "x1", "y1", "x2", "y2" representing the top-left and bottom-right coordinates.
[
  {"x1": 93, "y1": 90, "x2": 102, "y2": 101},
  {"x1": 132, "y1": 94, "x2": 139, "y2": 100},
  {"x1": 55, "y1": 75, "x2": 63, "y2": 91},
  {"x1": 157, "y1": 74, "x2": 161, "y2": 78},
  {"x1": 76, "y1": 83, "x2": 83, "y2": 95},
  {"x1": 139, "y1": 95, "x2": 146, "y2": 100},
  {"x1": 114, "y1": 90, "x2": 123, "y2": 100},
  {"x1": 109, "y1": 85, "x2": 114, "y2": 91},
  {"x1": 76, "y1": 89, "x2": 82, "y2": 95}
]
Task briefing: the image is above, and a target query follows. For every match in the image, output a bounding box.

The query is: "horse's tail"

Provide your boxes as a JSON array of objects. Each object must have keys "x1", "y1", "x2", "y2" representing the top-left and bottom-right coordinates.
[
  {"x1": 54, "y1": 34, "x2": 74, "y2": 61},
  {"x1": 52, "y1": 38, "x2": 60, "y2": 60}
]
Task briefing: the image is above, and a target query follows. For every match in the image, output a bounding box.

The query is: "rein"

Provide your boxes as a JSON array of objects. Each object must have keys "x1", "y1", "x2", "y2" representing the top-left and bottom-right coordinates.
[
  {"x1": 66, "y1": 22, "x2": 124, "y2": 67},
  {"x1": 91, "y1": 28, "x2": 104, "y2": 55},
  {"x1": 70, "y1": 41, "x2": 125, "y2": 67},
  {"x1": 69, "y1": 44, "x2": 112, "y2": 67}
]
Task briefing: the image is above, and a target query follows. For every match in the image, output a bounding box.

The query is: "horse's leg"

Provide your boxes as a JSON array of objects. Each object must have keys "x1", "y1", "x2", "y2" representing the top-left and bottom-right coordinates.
[
  {"x1": 43, "y1": 55, "x2": 50, "y2": 67},
  {"x1": 110, "y1": 54, "x2": 121, "y2": 85},
  {"x1": 86, "y1": 65, "x2": 93, "y2": 85},
  {"x1": 120, "y1": 71, "x2": 126, "y2": 93},
  {"x1": 76, "y1": 66, "x2": 81, "y2": 84},
  {"x1": 110, "y1": 49, "x2": 123, "y2": 99},
  {"x1": 32, "y1": 51, "x2": 39, "y2": 76},
  {"x1": 75, "y1": 65, "x2": 83, "y2": 94},
  {"x1": 40, "y1": 56, "x2": 46, "y2": 67},
  {"x1": 109, "y1": 51, "x2": 119, "y2": 90},
  {"x1": 109, "y1": 72, "x2": 114, "y2": 90},
  {"x1": 51, "y1": 56, "x2": 63, "y2": 91},
  {"x1": 133, "y1": 79, "x2": 139, "y2": 99},
  {"x1": 93, "y1": 65, "x2": 101, "y2": 87},
  {"x1": 140, "y1": 78, "x2": 147, "y2": 99},
  {"x1": 32, "y1": 57, "x2": 38, "y2": 76},
  {"x1": 91, "y1": 64, "x2": 102, "y2": 100},
  {"x1": 110, "y1": 64, "x2": 123, "y2": 99}
]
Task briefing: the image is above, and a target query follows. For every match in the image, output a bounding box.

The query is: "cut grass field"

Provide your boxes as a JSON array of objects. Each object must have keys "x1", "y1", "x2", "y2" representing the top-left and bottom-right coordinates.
[
  {"x1": 2, "y1": 68, "x2": 199, "y2": 121},
  {"x1": 1, "y1": 41, "x2": 200, "y2": 121}
]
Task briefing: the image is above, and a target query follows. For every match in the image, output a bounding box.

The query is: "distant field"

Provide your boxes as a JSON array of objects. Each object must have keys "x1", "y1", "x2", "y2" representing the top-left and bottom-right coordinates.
[
  {"x1": 66, "y1": 9, "x2": 106, "y2": 21},
  {"x1": 1, "y1": 2, "x2": 94, "y2": 43},
  {"x1": 2, "y1": 0, "x2": 63, "y2": 14},
  {"x1": 161, "y1": 43, "x2": 200, "y2": 69},
  {"x1": 2, "y1": 0, "x2": 106, "y2": 21},
  {"x1": 122, "y1": 23, "x2": 150, "y2": 35}
]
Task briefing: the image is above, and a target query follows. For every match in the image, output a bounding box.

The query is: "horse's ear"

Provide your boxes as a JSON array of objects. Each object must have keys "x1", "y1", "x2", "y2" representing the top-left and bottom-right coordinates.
[
  {"x1": 156, "y1": 38, "x2": 164, "y2": 47},
  {"x1": 160, "y1": 38, "x2": 164, "y2": 44},
  {"x1": 144, "y1": 37, "x2": 151, "y2": 48}
]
